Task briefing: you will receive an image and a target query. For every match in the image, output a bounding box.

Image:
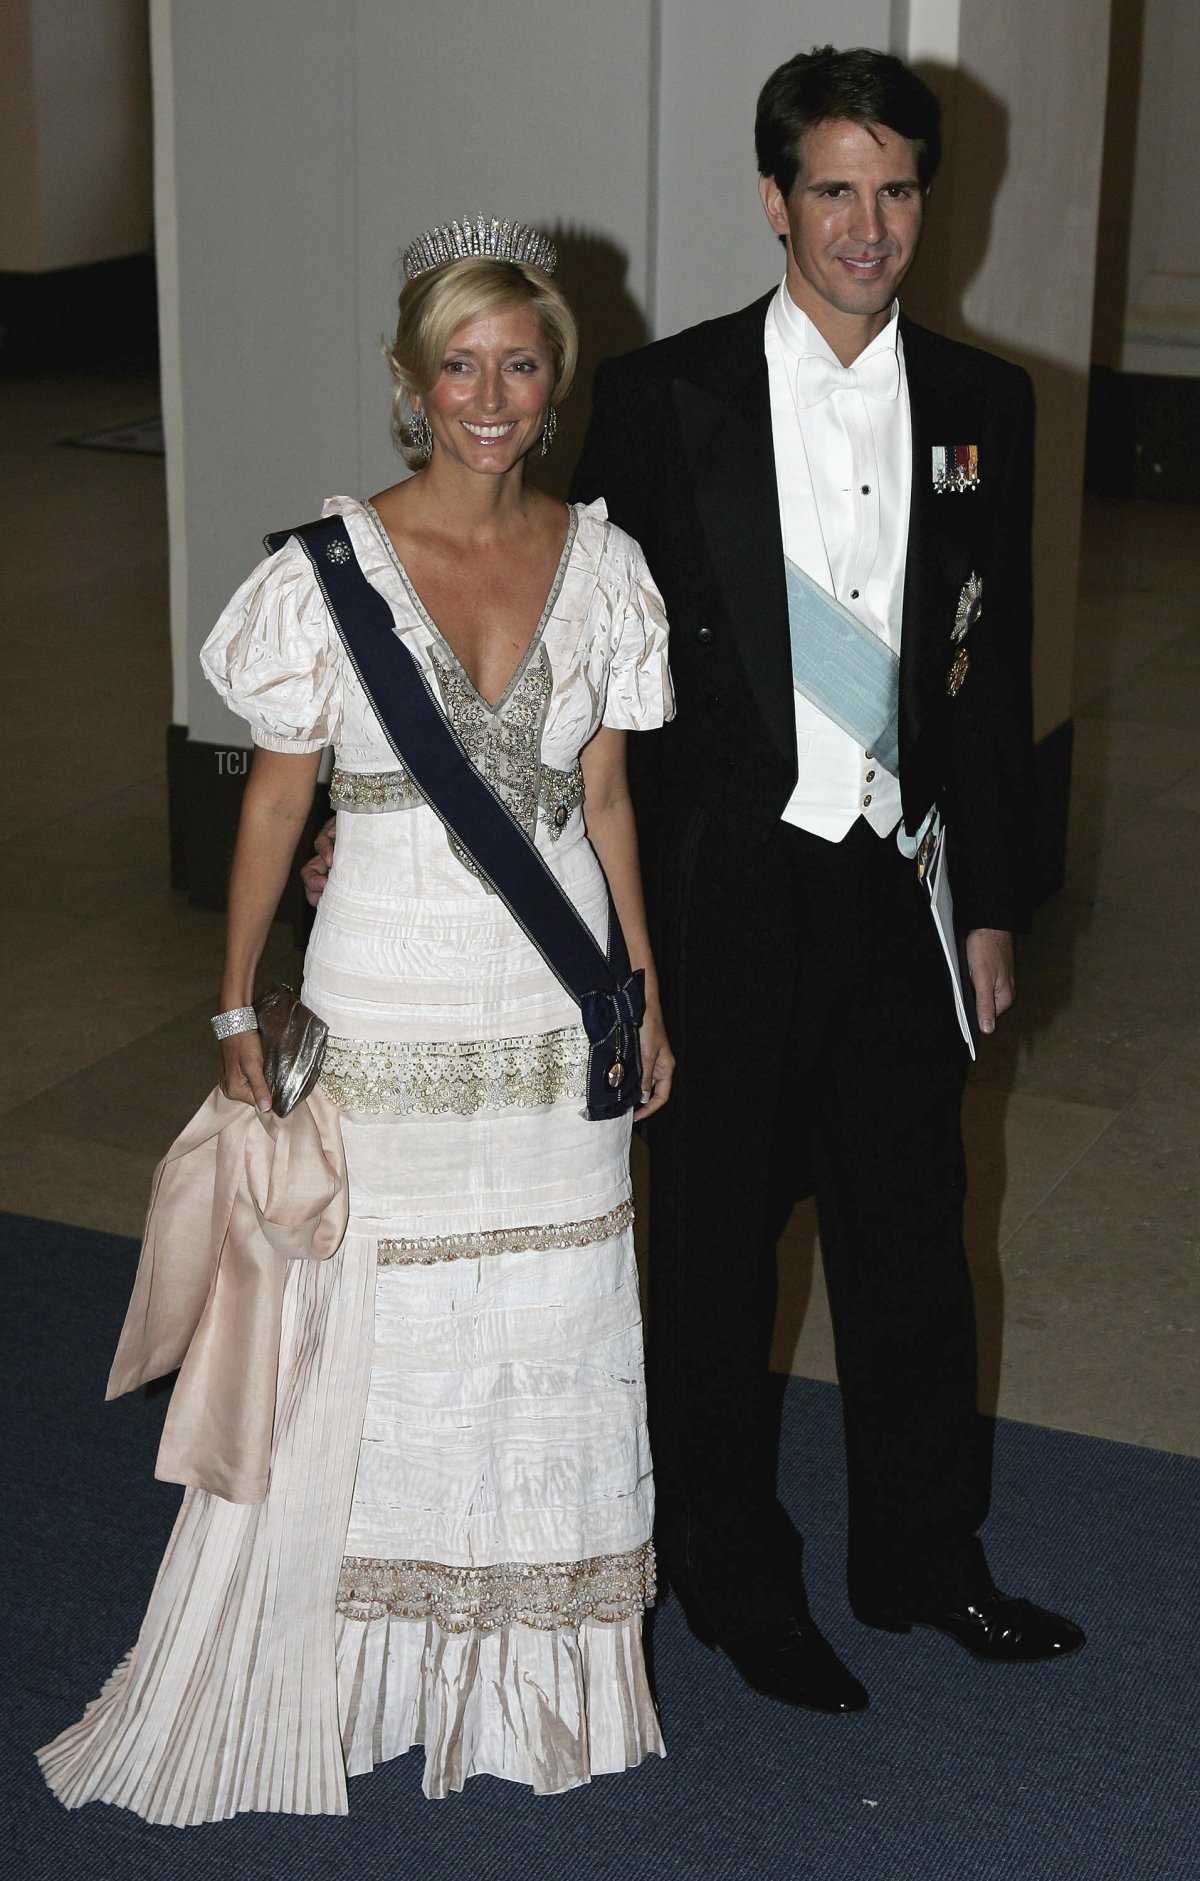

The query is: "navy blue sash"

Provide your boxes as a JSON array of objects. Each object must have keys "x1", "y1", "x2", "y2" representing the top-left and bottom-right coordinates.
[{"x1": 265, "y1": 515, "x2": 644, "y2": 1121}]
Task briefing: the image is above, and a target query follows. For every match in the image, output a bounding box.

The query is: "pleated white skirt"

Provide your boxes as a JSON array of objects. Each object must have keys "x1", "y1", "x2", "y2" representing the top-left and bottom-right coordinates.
[{"x1": 39, "y1": 1208, "x2": 662, "y2": 1820}]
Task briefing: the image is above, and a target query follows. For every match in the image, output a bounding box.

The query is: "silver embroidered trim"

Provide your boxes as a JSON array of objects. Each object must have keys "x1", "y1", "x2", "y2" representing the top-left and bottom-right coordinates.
[
  {"x1": 430, "y1": 645, "x2": 551, "y2": 880},
  {"x1": 336, "y1": 1541, "x2": 656, "y2": 1631},
  {"x1": 330, "y1": 760, "x2": 583, "y2": 839},
  {"x1": 377, "y1": 1197, "x2": 635, "y2": 1266},
  {"x1": 320, "y1": 1026, "x2": 587, "y2": 1114}
]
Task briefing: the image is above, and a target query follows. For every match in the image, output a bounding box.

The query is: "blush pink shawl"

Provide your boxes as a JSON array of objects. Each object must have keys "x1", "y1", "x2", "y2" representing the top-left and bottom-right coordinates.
[{"x1": 107, "y1": 1087, "x2": 348, "y2": 1503}]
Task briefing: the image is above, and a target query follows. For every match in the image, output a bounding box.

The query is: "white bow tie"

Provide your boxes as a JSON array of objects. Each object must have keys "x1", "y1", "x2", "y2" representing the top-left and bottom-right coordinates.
[{"x1": 794, "y1": 348, "x2": 900, "y2": 409}]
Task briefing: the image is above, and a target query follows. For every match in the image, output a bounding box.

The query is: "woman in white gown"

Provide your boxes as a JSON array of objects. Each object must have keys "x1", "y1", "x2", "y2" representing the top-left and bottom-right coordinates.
[{"x1": 38, "y1": 220, "x2": 674, "y2": 1818}]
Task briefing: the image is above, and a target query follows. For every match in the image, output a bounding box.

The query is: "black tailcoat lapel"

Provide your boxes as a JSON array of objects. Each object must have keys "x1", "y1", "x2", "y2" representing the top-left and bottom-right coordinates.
[{"x1": 669, "y1": 295, "x2": 796, "y2": 766}]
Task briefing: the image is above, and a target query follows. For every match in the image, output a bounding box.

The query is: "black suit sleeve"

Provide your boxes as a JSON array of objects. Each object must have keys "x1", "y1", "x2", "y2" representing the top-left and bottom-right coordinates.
[{"x1": 948, "y1": 368, "x2": 1036, "y2": 934}]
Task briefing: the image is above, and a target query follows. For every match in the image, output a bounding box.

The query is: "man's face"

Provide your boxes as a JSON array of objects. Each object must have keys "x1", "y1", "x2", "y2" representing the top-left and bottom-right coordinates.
[{"x1": 759, "y1": 117, "x2": 925, "y2": 336}]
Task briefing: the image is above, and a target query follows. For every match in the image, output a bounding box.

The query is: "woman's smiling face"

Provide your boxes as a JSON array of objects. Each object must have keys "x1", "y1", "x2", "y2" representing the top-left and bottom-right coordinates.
[{"x1": 417, "y1": 304, "x2": 554, "y2": 474}]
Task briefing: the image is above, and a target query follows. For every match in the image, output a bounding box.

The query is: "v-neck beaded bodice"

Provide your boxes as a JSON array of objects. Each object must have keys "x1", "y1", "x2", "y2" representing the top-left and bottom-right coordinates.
[{"x1": 362, "y1": 497, "x2": 578, "y2": 716}]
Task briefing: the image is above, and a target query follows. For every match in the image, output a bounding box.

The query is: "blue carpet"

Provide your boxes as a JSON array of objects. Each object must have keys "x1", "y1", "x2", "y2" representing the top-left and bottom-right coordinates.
[{"x1": 2, "y1": 1209, "x2": 1196, "y2": 1881}]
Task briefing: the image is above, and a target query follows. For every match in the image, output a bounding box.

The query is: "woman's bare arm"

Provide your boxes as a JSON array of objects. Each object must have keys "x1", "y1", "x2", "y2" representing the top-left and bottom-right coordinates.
[
  {"x1": 218, "y1": 746, "x2": 323, "y2": 1109},
  {"x1": 579, "y1": 727, "x2": 674, "y2": 1119}
]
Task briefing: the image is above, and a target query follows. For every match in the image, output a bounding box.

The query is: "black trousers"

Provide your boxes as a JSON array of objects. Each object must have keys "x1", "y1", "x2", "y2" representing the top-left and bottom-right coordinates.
[{"x1": 646, "y1": 815, "x2": 988, "y2": 1632}]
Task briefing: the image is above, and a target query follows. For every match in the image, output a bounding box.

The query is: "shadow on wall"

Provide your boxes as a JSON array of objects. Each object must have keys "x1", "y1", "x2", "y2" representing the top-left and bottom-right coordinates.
[
  {"x1": 901, "y1": 63, "x2": 1006, "y2": 344},
  {"x1": 533, "y1": 225, "x2": 649, "y2": 503},
  {"x1": 915, "y1": 58, "x2": 1098, "y2": 922},
  {"x1": 905, "y1": 56, "x2": 1098, "y2": 558},
  {"x1": 1089, "y1": 0, "x2": 1145, "y2": 377},
  {"x1": 907, "y1": 58, "x2": 1092, "y2": 851}
]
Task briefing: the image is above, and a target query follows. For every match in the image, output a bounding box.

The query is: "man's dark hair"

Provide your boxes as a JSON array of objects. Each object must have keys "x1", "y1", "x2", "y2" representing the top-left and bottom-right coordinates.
[{"x1": 755, "y1": 45, "x2": 942, "y2": 197}]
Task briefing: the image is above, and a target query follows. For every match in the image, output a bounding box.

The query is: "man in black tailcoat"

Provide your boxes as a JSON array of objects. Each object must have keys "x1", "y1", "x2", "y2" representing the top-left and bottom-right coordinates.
[{"x1": 570, "y1": 45, "x2": 1084, "y2": 1713}]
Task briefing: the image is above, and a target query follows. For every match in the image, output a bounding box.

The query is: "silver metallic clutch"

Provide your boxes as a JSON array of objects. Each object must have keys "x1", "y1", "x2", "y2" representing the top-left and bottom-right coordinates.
[{"x1": 254, "y1": 984, "x2": 329, "y2": 1117}]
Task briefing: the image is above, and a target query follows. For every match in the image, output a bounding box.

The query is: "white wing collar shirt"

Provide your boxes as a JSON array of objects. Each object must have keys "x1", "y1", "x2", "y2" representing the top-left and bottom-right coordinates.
[{"x1": 765, "y1": 282, "x2": 912, "y2": 841}]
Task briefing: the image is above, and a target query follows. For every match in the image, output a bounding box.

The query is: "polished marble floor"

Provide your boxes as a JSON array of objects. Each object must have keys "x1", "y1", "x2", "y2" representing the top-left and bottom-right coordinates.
[{"x1": 1, "y1": 371, "x2": 1196, "y2": 1457}]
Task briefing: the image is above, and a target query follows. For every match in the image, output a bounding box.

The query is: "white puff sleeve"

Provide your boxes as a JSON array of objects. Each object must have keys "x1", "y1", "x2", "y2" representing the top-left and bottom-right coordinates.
[
  {"x1": 601, "y1": 535, "x2": 676, "y2": 732},
  {"x1": 199, "y1": 539, "x2": 343, "y2": 753}
]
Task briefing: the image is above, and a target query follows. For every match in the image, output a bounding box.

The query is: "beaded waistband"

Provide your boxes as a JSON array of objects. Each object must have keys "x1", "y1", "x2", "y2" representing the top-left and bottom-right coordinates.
[{"x1": 330, "y1": 763, "x2": 584, "y2": 837}]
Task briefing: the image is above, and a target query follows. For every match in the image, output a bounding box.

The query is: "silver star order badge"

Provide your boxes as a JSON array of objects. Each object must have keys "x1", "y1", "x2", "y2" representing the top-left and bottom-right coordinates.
[{"x1": 953, "y1": 571, "x2": 982, "y2": 643}]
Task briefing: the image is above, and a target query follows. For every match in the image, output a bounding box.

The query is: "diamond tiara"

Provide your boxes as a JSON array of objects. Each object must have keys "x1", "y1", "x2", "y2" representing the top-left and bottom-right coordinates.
[{"x1": 402, "y1": 216, "x2": 558, "y2": 282}]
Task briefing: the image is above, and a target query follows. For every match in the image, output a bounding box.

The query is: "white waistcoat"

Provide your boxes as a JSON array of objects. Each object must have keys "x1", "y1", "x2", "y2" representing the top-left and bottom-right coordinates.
[{"x1": 765, "y1": 287, "x2": 911, "y2": 841}]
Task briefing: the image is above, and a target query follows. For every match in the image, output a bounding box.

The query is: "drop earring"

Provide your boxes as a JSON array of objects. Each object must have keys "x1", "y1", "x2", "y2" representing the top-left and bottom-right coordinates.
[
  {"x1": 540, "y1": 405, "x2": 557, "y2": 457},
  {"x1": 409, "y1": 406, "x2": 433, "y2": 462}
]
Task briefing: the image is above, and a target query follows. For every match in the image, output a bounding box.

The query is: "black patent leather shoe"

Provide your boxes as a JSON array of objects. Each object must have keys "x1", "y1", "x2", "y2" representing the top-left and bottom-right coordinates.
[
  {"x1": 686, "y1": 1606, "x2": 869, "y2": 1714},
  {"x1": 853, "y1": 1588, "x2": 1086, "y2": 1662}
]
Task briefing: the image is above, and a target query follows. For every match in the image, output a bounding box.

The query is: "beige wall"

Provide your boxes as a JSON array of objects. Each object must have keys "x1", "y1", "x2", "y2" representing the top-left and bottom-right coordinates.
[{"x1": 0, "y1": 0, "x2": 152, "y2": 272}]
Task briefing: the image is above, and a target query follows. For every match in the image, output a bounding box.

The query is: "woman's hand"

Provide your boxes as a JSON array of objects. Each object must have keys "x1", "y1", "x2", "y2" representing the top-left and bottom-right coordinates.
[
  {"x1": 635, "y1": 997, "x2": 675, "y2": 1121},
  {"x1": 220, "y1": 1030, "x2": 273, "y2": 1112}
]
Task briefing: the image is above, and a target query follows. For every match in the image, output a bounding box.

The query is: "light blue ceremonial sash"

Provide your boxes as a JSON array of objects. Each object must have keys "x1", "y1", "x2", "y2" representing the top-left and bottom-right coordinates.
[
  {"x1": 783, "y1": 556, "x2": 975, "y2": 1057},
  {"x1": 784, "y1": 556, "x2": 900, "y2": 776}
]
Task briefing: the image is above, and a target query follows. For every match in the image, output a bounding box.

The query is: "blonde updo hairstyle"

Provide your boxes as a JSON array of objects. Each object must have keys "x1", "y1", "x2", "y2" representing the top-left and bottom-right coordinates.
[{"x1": 385, "y1": 257, "x2": 578, "y2": 466}]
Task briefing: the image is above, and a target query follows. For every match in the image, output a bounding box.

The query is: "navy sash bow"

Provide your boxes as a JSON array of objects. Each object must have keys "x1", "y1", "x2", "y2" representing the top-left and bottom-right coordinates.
[
  {"x1": 581, "y1": 974, "x2": 646, "y2": 1119},
  {"x1": 265, "y1": 515, "x2": 643, "y2": 1121}
]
